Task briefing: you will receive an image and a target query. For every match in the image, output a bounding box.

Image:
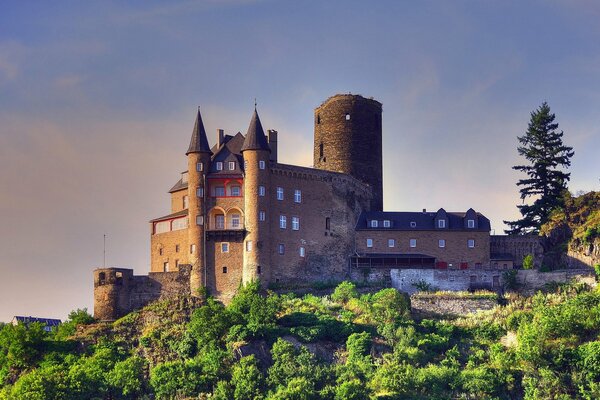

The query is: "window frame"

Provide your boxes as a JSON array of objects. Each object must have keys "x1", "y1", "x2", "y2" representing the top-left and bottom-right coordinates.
[
  {"x1": 370, "y1": 220, "x2": 378, "y2": 228},
  {"x1": 366, "y1": 238, "x2": 373, "y2": 248},
  {"x1": 438, "y1": 219, "x2": 446, "y2": 229},
  {"x1": 388, "y1": 238, "x2": 395, "y2": 248},
  {"x1": 299, "y1": 246, "x2": 305, "y2": 257},
  {"x1": 259, "y1": 211, "x2": 266, "y2": 221},
  {"x1": 259, "y1": 160, "x2": 266, "y2": 170},
  {"x1": 292, "y1": 216, "x2": 300, "y2": 231},
  {"x1": 467, "y1": 219, "x2": 475, "y2": 228},
  {"x1": 468, "y1": 239, "x2": 475, "y2": 248},
  {"x1": 216, "y1": 161, "x2": 223, "y2": 171},
  {"x1": 228, "y1": 161, "x2": 236, "y2": 171},
  {"x1": 438, "y1": 239, "x2": 446, "y2": 248},
  {"x1": 246, "y1": 240, "x2": 252, "y2": 252},
  {"x1": 409, "y1": 238, "x2": 417, "y2": 248},
  {"x1": 294, "y1": 189, "x2": 301, "y2": 203},
  {"x1": 279, "y1": 215, "x2": 287, "y2": 229},
  {"x1": 221, "y1": 242, "x2": 229, "y2": 253},
  {"x1": 276, "y1": 187, "x2": 284, "y2": 201},
  {"x1": 259, "y1": 186, "x2": 265, "y2": 197}
]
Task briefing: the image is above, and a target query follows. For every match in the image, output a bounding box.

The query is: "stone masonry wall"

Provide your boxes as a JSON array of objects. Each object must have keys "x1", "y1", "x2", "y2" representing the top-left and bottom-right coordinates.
[
  {"x1": 389, "y1": 269, "x2": 503, "y2": 294},
  {"x1": 314, "y1": 94, "x2": 383, "y2": 210},
  {"x1": 491, "y1": 235, "x2": 544, "y2": 267},
  {"x1": 410, "y1": 296, "x2": 497, "y2": 318}
]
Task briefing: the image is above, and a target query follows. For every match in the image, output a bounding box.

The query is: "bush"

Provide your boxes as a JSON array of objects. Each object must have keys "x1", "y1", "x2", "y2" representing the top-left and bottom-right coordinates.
[
  {"x1": 523, "y1": 254, "x2": 534, "y2": 270},
  {"x1": 594, "y1": 264, "x2": 600, "y2": 282},
  {"x1": 331, "y1": 281, "x2": 358, "y2": 304}
]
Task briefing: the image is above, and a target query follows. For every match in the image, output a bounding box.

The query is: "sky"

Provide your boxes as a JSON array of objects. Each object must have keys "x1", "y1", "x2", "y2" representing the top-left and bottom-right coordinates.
[{"x1": 1, "y1": 0, "x2": 599, "y2": 322}]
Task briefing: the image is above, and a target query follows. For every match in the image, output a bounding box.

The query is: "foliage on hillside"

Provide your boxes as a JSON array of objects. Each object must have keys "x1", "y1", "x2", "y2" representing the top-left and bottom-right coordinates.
[
  {"x1": 541, "y1": 191, "x2": 600, "y2": 267},
  {"x1": 2, "y1": 281, "x2": 600, "y2": 399}
]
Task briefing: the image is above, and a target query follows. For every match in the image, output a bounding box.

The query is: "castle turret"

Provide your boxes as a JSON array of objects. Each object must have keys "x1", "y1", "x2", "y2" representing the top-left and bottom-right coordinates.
[
  {"x1": 187, "y1": 108, "x2": 212, "y2": 296},
  {"x1": 241, "y1": 109, "x2": 271, "y2": 286},
  {"x1": 314, "y1": 94, "x2": 383, "y2": 211},
  {"x1": 93, "y1": 268, "x2": 133, "y2": 321}
]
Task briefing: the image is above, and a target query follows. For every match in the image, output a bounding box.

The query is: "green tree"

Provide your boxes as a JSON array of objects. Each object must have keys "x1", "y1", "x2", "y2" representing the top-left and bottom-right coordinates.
[
  {"x1": 505, "y1": 102, "x2": 574, "y2": 234},
  {"x1": 231, "y1": 355, "x2": 264, "y2": 400}
]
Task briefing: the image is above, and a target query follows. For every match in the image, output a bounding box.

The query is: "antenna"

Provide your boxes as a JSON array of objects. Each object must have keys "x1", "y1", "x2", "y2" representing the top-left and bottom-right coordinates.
[
  {"x1": 103, "y1": 234, "x2": 107, "y2": 267},
  {"x1": 254, "y1": 98, "x2": 257, "y2": 109}
]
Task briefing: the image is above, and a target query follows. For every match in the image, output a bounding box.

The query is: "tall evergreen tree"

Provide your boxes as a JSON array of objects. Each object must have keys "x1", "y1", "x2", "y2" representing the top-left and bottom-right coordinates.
[{"x1": 504, "y1": 102, "x2": 574, "y2": 235}]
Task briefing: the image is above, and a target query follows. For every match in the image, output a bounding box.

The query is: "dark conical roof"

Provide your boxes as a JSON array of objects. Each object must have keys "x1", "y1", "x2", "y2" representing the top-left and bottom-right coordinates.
[
  {"x1": 186, "y1": 108, "x2": 212, "y2": 155},
  {"x1": 241, "y1": 109, "x2": 270, "y2": 153}
]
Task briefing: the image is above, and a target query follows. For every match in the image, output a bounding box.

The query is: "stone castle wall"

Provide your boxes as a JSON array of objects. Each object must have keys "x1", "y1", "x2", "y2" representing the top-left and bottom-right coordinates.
[
  {"x1": 94, "y1": 266, "x2": 191, "y2": 321},
  {"x1": 490, "y1": 235, "x2": 544, "y2": 267},
  {"x1": 314, "y1": 94, "x2": 383, "y2": 210}
]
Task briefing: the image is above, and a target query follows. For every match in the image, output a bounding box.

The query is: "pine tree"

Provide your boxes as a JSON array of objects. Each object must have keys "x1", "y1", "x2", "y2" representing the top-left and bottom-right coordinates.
[{"x1": 504, "y1": 102, "x2": 574, "y2": 235}]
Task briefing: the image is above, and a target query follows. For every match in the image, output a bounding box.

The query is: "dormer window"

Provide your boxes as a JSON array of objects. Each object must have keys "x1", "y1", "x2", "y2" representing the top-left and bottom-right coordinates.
[
  {"x1": 383, "y1": 220, "x2": 391, "y2": 228},
  {"x1": 467, "y1": 219, "x2": 475, "y2": 228},
  {"x1": 216, "y1": 162, "x2": 223, "y2": 171},
  {"x1": 370, "y1": 220, "x2": 378, "y2": 228},
  {"x1": 410, "y1": 221, "x2": 416, "y2": 228},
  {"x1": 181, "y1": 171, "x2": 189, "y2": 183},
  {"x1": 228, "y1": 161, "x2": 236, "y2": 170},
  {"x1": 438, "y1": 220, "x2": 446, "y2": 229}
]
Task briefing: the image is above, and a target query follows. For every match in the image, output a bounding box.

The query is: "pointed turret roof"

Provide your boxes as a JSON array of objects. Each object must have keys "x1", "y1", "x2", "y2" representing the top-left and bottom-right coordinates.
[
  {"x1": 186, "y1": 108, "x2": 212, "y2": 155},
  {"x1": 241, "y1": 108, "x2": 270, "y2": 153}
]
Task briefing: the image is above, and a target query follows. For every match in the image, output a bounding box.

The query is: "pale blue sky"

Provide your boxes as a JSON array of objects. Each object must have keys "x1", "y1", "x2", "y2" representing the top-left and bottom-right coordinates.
[{"x1": 1, "y1": 1, "x2": 599, "y2": 321}]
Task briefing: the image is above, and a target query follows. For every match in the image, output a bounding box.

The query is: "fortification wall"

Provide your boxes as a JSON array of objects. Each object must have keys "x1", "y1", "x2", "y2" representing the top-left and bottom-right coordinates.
[
  {"x1": 389, "y1": 269, "x2": 503, "y2": 294},
  {"x1": 410, "y1": 295, "x2": 497, "y2": 318},
  {"x1": 490, "y1": 235, "x2": 544, "y2": 267},
  {"x1": 94, "y1": 266, "x2": 191, "y2": 321},
  {"x1": 516, "y1": 269, "x2": 595, "y2": 294}
]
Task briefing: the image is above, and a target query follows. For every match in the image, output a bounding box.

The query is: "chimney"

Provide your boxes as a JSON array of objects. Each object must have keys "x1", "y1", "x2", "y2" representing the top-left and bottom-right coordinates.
[
  {"x1": 422, "y1": 208, "x2": 426, "y2": 213},
  {"x1": 268, "y1": 129, "x2": 278, "y2": 163},
  {"x1": 217, "y1": 129, "x2": 224, "y2": 148}
]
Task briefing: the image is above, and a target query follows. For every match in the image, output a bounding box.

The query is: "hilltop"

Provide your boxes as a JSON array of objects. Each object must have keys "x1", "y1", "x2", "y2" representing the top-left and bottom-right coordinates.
[{"x1": 2, "y1": 279, "x2": 600, "y2": 399}]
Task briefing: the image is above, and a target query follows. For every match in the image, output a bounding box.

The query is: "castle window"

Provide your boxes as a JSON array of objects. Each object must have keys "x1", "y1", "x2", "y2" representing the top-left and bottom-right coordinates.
[
  {"x1": 294, "y1": 189, "x2": 301, "y2": 203},
  {"x1": 467, "y1": 219, "x2": 475, "y2": 228},
  {"x1": 279, "y1": 215, "x2": 287, "y2": 229},
  {"x1": 98, "y1": 272, "x2": 106, "y2": 284},
  {"x1": 383, "y1": 220, "x2": 391, "y2": 228},
  {"x1": 370, "y1": 220, "x2": 378, "y2": 228},
  {"x1": 319, "y1": 143, "x2": 324, "y2": 158},
  {"x1": 221, "y1": 243, "x2": 229, "y2": 253},
  {"x1": 183, "y1": 196, "x2": 189, "y2": 209},
  {"x1": 410, "y1": 239, "x2": 417, "y2": 248},
  {"x1": 468, "y1": 239, "x2": 475, "y2": 248},
  {"x1": 216, "y1": 161, "x2": 223, "y2": 171},
  {"x1": 246, "y1": 241, "x2": 252, "y2": 252},
  {"x1": 439, "y1": 239, "x2": 446, "y2": 248},
  {"x1": 196, "y1": 187, "x2": 204, "y2": 197},
  {"x1": 259, "y1": 160, "x2": 266, "y2": 170},
  {"x1": 278, "y1": 243, "x2": 285, "y2": 254},
  {"x1": 345, "y1": 113, "x2": 350, "y2": 120},
  {"x1": 410, "y1": 221, "x2": 416, "y2": 228},
  {"x1": 175, "y1": 244, "x2": 180, "y2": 253},
  {"x1": 259, "y1": 186, "x2": 266, "y2": 196},
  {"x1": 244, "y1": 160, "x2": 248, "y2": 170},
  {"x1": 388, "y1": 239, "x2": 395, "y2": 248},
  {"x1": 292, "y1": 217, "x2": 300, "y2": 231},
  {"x1": 230, "y1": 186, "x2": 241, "y2": 196},
  {"x1": 163, "y1": 262, "x2": 169, "y2": 272},
  {"x1": 155, "y1": 220, "x2": 170, "y2": 234},
  {"x1": 366, "y1": 238, "x2": 373, "y2": 248},
  {"x1": 215, "y1": 215, "x2": 225, "y2": 229},
  {"x1": 196, "y1": 215, "x2": 204, "y2": 226},
  {"x1": 230, "y1": 214, "x2": 241, "y2": 229},
  {"x1": 223, "y1": 266, "x2": 228, "y2": 273},
  {"x1": 325, "y1": 217, "x2": 331, "y2": 230},
  {"x1": 317, "y1": 114, "x2": 321, "y2": 124},
  {"x1": 277, "y1": 187, "x2": 284, "y2": 201},
  {"x1": 299, "y1": 247, "x2": 305, "y2": 257},
  {"x1": 257, "y1": 266, "x2": 262, "y2": 274},
  {"x1": 259, "y1": 211, "x2": 266, "y2": 221},
  {"x1": 215, "y1": 186, "x2": 225, "y2": 197},
  {"x1": 228, "y1": 161, "x2": 236, "y2": 170},
  {"x1": 438, "y1": 220, "x2": 446, "y2": 229},
  {"x1": 172, "y1": 217, "x2": 188, "y2": 231},
  {"x1": 159, "y1": 248, "x2": 163, "y2": 255},
  {"x1": 196, "y1": 162, "x2": 203, "y2": 172},
  {"x1": 175, "y1": 259, "x2": 179, "y2": 268},
  {"x1": 190, "y1": 244, "x2": 196, "y2": 254}
]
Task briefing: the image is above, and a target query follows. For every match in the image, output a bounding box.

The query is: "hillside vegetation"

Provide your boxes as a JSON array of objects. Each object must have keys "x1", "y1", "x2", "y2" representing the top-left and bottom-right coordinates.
[
  {"x1": 1, "y1": 281, "x2": 600, "y2": 399},
  {"x1": 541, "y1": 191, "x2": 600, "y2": 268}
]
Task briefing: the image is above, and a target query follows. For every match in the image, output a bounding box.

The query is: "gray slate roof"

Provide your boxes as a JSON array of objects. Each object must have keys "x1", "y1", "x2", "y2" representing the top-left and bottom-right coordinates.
[
  {"x1": 186, "y1": 108, "x2": 212, "y2": 155},
  {"x1": 240, "y1": 109, "x2": 270, "y2": 152},
  {"x1": 356, "y1": 210, "x2": 491, "y2": 231},
  {"x1": 13, "y1": 316, "x2": 61, "y2": 326}
]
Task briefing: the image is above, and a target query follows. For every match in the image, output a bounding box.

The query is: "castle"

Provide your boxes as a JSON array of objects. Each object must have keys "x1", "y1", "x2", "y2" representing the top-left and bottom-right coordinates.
[{"x1": 94, "y1": 94, "x2": 542, "y2": 321}]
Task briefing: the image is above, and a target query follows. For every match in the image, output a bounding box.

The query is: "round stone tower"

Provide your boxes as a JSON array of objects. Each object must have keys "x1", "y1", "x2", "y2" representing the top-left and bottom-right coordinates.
[
  {"x1": 93, "y1": 268, "x2": 133, "y2": 321},
  {"x1": 313, "y1": 94, "x2": 383, "y2": 211},
  {"x1": 241, "y1": 109, "x2": 272, "y2": 286},
  {"x1": 186, "y1": 108, "x2": 212, "y2": 297}
]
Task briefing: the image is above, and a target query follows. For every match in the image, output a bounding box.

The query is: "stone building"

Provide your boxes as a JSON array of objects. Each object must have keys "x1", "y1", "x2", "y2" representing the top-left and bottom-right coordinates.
[{"x1": 93, "y1": 94, "x2": 530, "y2": 320}]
